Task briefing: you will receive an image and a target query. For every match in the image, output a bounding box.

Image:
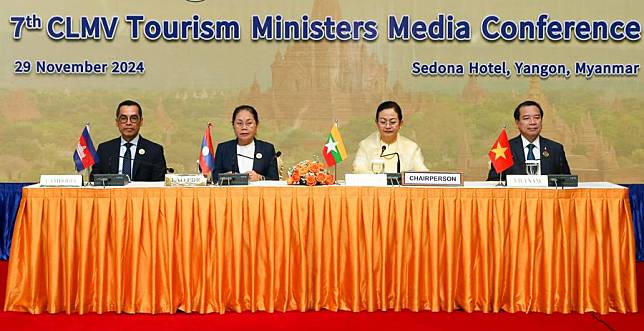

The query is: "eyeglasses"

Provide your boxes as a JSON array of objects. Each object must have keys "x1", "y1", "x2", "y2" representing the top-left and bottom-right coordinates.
[{"x1": 118, "y1": 115, "x2": 140, "y2": 124}]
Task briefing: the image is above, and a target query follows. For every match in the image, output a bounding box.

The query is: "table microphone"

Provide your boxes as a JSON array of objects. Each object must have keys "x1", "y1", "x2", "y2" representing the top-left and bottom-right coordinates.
[
  {"x1": 380, "y1": 145, "x2": 401, "y2": 174},
  {"x1": 106, "y1": 155, "x2": 172, "y2": 176},
  {"x1": 237, "y1": 153, "x2": 254, "y2": 160}
]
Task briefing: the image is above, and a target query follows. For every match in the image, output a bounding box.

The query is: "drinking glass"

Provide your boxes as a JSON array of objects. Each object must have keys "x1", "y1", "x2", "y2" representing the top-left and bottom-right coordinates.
[
  {"x1": 371, "y1": 159, "x2": 385, "y2": 174},
  {"x1": 525, "y1": 160, "x2": 540, "y2": 175}
]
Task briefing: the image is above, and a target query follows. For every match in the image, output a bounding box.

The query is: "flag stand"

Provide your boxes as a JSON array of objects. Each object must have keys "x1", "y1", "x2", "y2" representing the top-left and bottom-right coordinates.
[
  {"x1": 333, "y1": 165, "x2": 337, "y2": 185},
  {"x1": 82, "y1": 122, "x2": 92, "y2": 186},
  {"x1": 490, "y1": 125, "x2": 510, "y2": 187},
  {"x1": 322, "y1": 119, "x2": 345, "y2": 185},
  {"x1": 85, "y1": 122, "x2": 90, "y2": 186},
  {"x1": 334, "y1": 119, "x2": 338, "y2": 184},
  {"x1": 84, "y1": 168, "x2": 90, "y2": 187},
  {"x1": 333, "y1": 119, "x2": 339, "y2": 184},
  {"x1": 496, "y1": 171, "x2": 504, "y2": 187},
  {"x1": 499, "y1": 125, "x2": 506, "y2": 188}
]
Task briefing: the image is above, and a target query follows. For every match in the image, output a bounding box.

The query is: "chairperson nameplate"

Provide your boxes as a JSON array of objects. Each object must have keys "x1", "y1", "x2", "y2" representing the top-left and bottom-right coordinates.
[{"x1": 402, "y1": 172, "x2": 463, "y2": 186}]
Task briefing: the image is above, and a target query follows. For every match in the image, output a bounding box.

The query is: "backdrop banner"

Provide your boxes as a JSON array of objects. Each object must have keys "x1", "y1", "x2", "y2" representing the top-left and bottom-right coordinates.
[{"x1": 1, "y1": 1, "x2": 643, "y2": 183}]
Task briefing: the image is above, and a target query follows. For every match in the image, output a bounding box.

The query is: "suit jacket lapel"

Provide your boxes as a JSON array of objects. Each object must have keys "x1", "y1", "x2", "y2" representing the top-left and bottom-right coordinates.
[
  {"x1": 232, "y1": 143, "x2": 240, "y2": 173},
  {"x1": 110, "y1": 139, "x2": 121, "y2": 174},
  {"x1": 540, "y1": 139, "x2": 552, "y2": 175},
  {"x1": 252, "y1": 142, "x2": 261, "y2": 173},
  {"x1": 132, "y1": 137, "x2": 145, "y2": 179}
]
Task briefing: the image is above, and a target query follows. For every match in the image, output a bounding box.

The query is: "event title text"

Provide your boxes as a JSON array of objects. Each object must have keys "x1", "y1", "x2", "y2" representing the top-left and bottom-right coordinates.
[{"x1": 9, "y1": 13, "x2": 642, "y2": 42}]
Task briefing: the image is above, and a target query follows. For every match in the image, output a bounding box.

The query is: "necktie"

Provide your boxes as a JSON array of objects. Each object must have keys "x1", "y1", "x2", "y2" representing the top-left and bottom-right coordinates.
[
  {"x1": 527, "y1": 143, "x2": 536, "y2": 160},
  {"x1": 123, "y1": 142, "x2": 133, "y2": 178}
]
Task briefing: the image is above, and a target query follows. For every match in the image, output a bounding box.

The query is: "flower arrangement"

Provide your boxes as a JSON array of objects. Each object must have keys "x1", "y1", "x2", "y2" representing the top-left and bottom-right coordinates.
[{"x1": 287, "y1": 160, "x2": 335, "y2": 186}]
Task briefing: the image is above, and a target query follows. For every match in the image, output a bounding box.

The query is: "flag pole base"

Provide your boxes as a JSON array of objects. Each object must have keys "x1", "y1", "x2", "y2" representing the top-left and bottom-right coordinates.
[
  {"x1": 334, "y1": 165, "x2": 338, "y2": 185},
  {"x1": 496, "y1": 172, "x2": 505, "y2": 187}
]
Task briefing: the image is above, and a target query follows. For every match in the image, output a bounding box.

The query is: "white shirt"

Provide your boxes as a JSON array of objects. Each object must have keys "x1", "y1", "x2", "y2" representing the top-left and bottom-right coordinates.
[
  {"x1": 236, "y1": 141, "x2": 255, "y2": 174},
  {"x1": 353, "y1": 132, "x2": 428, "y2": 174},
  {"x1": 520, "y1": 135, "x2": 541, "y2": 160},
  {"x1": 119, "y1": 135, "x2": 139, "y2": 176},
  {"x1": 520, "y1": 135, "x2": 541, "y2": 175}
]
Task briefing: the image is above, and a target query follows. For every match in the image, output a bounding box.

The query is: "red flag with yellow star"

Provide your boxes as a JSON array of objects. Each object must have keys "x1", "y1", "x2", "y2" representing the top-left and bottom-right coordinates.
[{"x1": 488, "y1": 128, "x2": 514, "y2": 174}]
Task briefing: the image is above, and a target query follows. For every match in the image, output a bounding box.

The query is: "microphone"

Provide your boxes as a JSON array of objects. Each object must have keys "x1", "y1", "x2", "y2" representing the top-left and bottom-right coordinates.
[
  {"x1": 237, "y1": 151, "x2": 281, "y2": 160},
  {"x1": 231, "y1": 151, "x2": 281, "y2": 180},
  {"x1": 549, "y1": 177, "x2": 560, "y2": 189},
  {"x1": 236, "y1": 153, "x2": 254, "y2": 160},
  {"x1": 380, "y1": 145, "x2": 401, "y2": 174},
  {"x1": 105, "y1": 155, "x2": 172, "y2": 177}
]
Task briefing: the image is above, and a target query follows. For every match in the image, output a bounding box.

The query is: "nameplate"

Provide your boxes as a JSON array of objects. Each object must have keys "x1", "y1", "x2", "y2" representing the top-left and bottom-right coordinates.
[
  {"x1": 402, "y1": 172, "x2": 463, "y2": 186},
  {"x1": 40, "y1": 175, "x2": 83, "y2": 187},
  {"x1": 165, "y1": 174, "x2": 208, "y2": 186},
  {"x1": 345, "y1": 174, "x2": 387, "y2": 186},
  {"x1": 506, "y1": 175, "x2": 549, "y2": 187},
  {"x1": 217, "y1": 173, "x2": 249, "y2": 186}
]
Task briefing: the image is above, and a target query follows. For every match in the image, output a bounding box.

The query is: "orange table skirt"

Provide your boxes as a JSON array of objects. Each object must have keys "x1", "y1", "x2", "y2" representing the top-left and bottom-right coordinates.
[{"x1": 3, "y1": 186, "x2": 638, "y2": 314}]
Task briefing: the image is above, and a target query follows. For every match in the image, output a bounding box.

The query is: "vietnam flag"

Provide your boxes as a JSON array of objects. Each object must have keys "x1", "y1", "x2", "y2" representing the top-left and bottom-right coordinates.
[
  {"x1": 199, "y1": 123, "x2": 215, "y2": 175},
  {"x1": 488, "y1": 128, "x2": 514, "y2": 174},
  {"x1": 73, "y1": 125, "x2": 99, "y2": 172},
  {"x1": 322, "y1": 123, "x2": 348, "y2": 167}
]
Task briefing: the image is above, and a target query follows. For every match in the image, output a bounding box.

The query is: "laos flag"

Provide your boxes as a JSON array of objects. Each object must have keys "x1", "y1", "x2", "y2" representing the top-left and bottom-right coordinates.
[
  {"x1": 199, "y1": 123, "x2": 215, "y2": 175},
  {"x1": 73, "y1": 125, "x2": 99, "y2": 172}
]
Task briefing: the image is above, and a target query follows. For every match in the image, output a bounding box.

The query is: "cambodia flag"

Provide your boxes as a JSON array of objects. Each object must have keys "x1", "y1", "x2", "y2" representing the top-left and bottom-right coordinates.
[
  {"x1": 488, "y1": 128, "x2": 514, "y2": 174},
  {"x1": 199, "y1": 123, "x2": 215, "y2": 175},
  {"x1": 73, "y1": 125, "x2": 99, "y2": 172}
]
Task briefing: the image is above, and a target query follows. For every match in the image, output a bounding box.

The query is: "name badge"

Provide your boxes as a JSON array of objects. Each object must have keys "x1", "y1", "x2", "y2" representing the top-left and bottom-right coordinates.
[
  {"x1": 402, "y1": 172, "x2": 463, "y2": 186},
  {"x1": 165, "y1": 174, "x2": 208, "y2": 186},
  {"x1": 40, "y1": 175, "x2": 83, "y2": 187},
  {"x1": 506, "y1": 175, "x2": 549, "y2": 187}
]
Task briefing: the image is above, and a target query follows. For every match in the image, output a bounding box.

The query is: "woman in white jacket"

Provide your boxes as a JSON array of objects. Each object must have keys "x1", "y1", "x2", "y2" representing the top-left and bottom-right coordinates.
[{"x1": 352, "y1": 101, "x2": 429, "y2": 174}]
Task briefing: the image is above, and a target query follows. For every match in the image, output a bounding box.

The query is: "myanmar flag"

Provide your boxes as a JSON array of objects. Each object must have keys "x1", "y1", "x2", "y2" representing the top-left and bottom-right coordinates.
[{"x1": 322, "y1": 123, "x2": 348, "y2": 167}]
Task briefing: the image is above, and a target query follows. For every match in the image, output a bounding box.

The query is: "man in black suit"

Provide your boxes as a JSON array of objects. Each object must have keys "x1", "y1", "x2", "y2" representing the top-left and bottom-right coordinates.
[
  {"x1": 487, "y1": 100, "x2": 571, "y2": 181},
  {"x1": 90, "y1": 100, "x2": 167, "y2": 182}
]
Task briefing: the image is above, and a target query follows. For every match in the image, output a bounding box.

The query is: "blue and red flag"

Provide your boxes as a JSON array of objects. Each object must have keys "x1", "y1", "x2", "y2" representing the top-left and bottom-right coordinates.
[
  {"x1": 199, "y1": 123, "x2": 215, "y2": 175},
  {"x1": 73, "y1": 125, "x2": 99, "y2": 172}
]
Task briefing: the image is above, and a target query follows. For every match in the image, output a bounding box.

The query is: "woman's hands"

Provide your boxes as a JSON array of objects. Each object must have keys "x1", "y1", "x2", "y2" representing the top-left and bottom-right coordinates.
[{"x1": 248, "y1": 170, "x2": 265, "y2": 182}]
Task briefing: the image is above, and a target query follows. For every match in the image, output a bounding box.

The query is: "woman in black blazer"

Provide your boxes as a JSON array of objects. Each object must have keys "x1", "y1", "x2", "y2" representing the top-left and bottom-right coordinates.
[{"x1": 213, "y1": 105, "x2": 278, "y2": 181}]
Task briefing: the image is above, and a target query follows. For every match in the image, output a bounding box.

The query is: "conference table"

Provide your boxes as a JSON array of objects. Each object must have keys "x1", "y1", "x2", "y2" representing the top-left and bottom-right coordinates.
[{"x1": 3, "y1": 181, "x2": 638, "y2": 314}]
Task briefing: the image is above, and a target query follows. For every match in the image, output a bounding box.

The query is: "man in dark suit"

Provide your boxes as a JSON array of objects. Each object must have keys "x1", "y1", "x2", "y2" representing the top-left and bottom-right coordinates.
[
  {"x1": 90, "y1": 100, "x2": 167, "y2": 182},
  {"x1": 487, "y1": 100, "x2": 571, "y2": 181}
]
